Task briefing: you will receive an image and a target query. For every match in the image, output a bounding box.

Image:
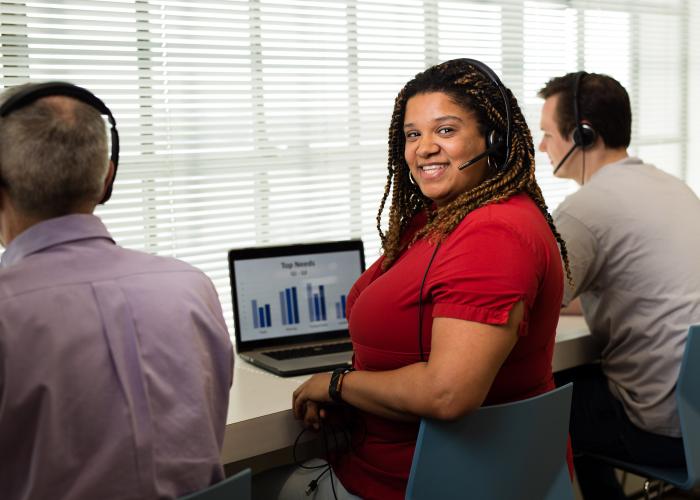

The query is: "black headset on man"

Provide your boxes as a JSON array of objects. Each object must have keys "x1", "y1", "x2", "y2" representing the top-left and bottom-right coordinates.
[
  {"x1": 416, "y1": 58, "x2": 514, "y2": 361},
  {"x1": 552, "y1": 71, "x2": 598, "y2": 176},
  {"x1": 0, "y1": 81, "x2": 119, "y2": 203}
]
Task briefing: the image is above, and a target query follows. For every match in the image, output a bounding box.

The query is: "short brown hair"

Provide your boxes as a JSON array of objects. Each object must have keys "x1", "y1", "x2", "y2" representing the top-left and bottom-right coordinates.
[{"x1": 538, "y1": 72, "x2": 631, "y2": 148}]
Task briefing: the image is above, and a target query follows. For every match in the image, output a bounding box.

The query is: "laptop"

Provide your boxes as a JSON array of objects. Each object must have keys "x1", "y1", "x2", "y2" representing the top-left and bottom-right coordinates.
[{"x1": 228, "y1": 240, "x2": 365, "y2": 377}]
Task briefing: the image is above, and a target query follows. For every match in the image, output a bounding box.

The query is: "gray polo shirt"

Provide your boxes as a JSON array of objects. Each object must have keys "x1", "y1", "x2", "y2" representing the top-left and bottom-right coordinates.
[{"x1": 554, "y1": 156, "x2": 700, "y2": 437}]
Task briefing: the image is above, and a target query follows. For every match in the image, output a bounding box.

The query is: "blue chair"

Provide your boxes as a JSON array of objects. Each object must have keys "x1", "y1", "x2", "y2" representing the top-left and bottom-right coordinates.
[
  {"x1": 178, "y1": 468, "x2": 252, "y2": 500},
  {"x1": 585, "y1": 324, "x2": 700, "y2": 499},
  {"x1": 405, "y1": 384, "x2": 574, "y2": 500}
]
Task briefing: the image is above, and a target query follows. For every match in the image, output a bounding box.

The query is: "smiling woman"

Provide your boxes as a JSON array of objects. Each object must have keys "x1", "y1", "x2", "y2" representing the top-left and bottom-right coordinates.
[
  {"x1": 403, "y1": 92, "x2": 489, "y2": 207},
  {"x1": 377, "y1": 58, "x2": 572, "y2": 280},
  {"x1": 254, "y1": 59, "x2": 576, "y2": 500}
]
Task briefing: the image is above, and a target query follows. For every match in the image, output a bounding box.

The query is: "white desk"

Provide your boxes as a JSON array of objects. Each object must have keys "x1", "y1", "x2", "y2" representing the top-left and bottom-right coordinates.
[
  {"x1": 221, "y1": 315, "x2": 597, "y2": 465},
  {"x1": 551, "y1": 315, "x2": 599, "y2": 372}
]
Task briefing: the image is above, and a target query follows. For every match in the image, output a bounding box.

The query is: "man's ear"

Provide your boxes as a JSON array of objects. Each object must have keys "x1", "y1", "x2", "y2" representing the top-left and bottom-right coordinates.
[
  {"x1": 0, "y1": 182, "x2": 6, "y2": 209},
  {"x1": 99, "y1": 160, "x2": 115, "y2": 202},
  {"x1": 0, "y1": 185, "x2": 12, "y2": 247}
]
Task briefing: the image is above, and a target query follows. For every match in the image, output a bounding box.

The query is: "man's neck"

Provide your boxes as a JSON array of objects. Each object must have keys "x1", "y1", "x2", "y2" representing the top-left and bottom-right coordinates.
[
  {"x1": 579, "y1": 147, "x2": 628, "y2": 184},
  {"x1": 0, "y1": 195, "x2": 95, "y2": 247},
  {"x1": 0, "y1": 209, "x2": 44, "y2": 248}
]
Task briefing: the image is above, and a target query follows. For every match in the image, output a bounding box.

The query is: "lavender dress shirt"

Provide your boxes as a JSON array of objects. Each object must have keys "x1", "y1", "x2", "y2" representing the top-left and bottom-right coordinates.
[{"x1": 0, "y1": 214, "x2": 233, "y2": 500}]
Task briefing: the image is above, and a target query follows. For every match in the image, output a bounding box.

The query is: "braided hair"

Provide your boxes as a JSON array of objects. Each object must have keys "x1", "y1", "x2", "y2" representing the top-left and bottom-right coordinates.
[{"x1": 376, "y1": 58, "x2": 572, "y2": 285}]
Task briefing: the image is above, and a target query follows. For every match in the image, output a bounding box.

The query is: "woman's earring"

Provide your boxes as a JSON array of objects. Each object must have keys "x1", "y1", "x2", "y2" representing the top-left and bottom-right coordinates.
[{"x1": 409, "y1": 172, "x2": 417, "y2": 185}]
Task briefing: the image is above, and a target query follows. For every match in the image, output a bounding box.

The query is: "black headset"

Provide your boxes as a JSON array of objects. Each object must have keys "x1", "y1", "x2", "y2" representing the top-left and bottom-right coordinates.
[
  {"x1": 572, "y1": 71, "x2": 597, "y2": 149},
  {"x1": 552, "y1": 71, "x2": 597, "y2": 175},
  {"x1": 0, "y1": 81, "x2": 119, "y2": 204},
  {"x1": 457, "y1": 58, "x2": 512, "y2": 173}
]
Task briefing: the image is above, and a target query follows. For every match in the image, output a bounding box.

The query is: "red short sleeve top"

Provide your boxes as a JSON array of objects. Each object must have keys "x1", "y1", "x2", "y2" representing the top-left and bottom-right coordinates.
[{"x1": 333, "y1": 193, "x2": 565, "y2": 500}]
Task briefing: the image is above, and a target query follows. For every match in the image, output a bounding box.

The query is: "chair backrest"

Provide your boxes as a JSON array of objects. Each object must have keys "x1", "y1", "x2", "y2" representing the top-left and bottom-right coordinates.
[
  {"x1": 676, "y1": 325, "x2": 700, "y2": 490},
  {"x1": 405, "y1": 384, "x2": 574, "y2": 500},
  {"x1": 178, "y1": 468, "x2": 252, "y2": 500}
]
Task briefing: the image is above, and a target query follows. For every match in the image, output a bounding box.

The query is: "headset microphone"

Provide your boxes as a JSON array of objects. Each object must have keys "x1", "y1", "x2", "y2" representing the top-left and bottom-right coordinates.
[
  {"x1": 552, "y1": 143, "x2": 578, "y2": 175},
  {"x1": 458, "y1": 131, "x2": 503, "y2": 171},
  {"x1": 458, "y1": 141, "x2": 500, "y2": 171}
]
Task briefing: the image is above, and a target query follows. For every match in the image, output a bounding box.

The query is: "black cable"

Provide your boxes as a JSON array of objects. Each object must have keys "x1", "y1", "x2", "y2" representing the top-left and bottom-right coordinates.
[
  {"x1": 305, "y1": 466, "x2": 331, "y2": 496},
  {"x1": 417, "y1": 243, "x2": 441, "y2": 361},
  {"x1": 327, "y1": 464, "x2": 339, "y2": 499},
  {"x1": 292, "y1": 414, "x2": 344, "y2": 499},
  {"x1": 292, "y1": 427, "x2": 327, "y2": 470},
  {"x1": 321, "y1": 422, "x2": 339, "y2": 500}
]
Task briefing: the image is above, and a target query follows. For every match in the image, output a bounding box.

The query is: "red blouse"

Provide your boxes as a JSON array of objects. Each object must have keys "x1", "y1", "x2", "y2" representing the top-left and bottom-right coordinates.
[{"x1": 333, "y1": 193, "x2": 565, "y2": 500}]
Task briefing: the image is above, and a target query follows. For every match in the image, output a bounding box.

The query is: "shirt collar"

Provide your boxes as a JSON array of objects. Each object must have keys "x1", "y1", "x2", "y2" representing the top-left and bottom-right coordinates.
[
  {"x1": 591, "y1": 156, "x2": 643, "y2": 181},
  {"x1": 1, "y1": 213, "x2": 114, "y2": 268},
  {"x1": 607, "y1": 156, "x2": 642, "y2": 168}
]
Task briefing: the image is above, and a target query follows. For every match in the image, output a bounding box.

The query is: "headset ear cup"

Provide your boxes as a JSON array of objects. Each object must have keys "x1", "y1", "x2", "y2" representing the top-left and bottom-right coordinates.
[
  {"x1": 573, "y1": 123, "x2": 597, "y2": 149},
  {"x1": 486, "y1": 130, "x2": 497, "y2": 149},
  {"x1": 486, "y1": 130, "x2": 507, "y2": 171}
]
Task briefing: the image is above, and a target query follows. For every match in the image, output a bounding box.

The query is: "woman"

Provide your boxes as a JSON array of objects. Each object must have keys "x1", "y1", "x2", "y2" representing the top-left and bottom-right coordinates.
[{"x1": 271, "y1": 58, "x2": 572, "y2": 500}]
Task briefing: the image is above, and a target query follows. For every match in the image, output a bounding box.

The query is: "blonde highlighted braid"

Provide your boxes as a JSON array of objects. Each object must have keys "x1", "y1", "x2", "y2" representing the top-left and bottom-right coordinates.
[{"x1": 376, "y1": 58, "x2": 573, "y2": 286}]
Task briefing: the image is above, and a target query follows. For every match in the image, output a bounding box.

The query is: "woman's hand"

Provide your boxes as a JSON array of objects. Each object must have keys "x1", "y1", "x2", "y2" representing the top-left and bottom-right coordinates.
[{"x1": 292, "y1": 372, "x2": 332, "y2": 427}]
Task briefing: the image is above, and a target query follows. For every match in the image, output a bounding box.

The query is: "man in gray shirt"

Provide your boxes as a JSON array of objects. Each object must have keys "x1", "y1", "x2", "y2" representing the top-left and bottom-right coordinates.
[
  {"x1": 0, "y1": 83, "x2": 233, "y2": 500},
  {"x1": 538, "y1": 72, "x2": 700, "y2": 499}
]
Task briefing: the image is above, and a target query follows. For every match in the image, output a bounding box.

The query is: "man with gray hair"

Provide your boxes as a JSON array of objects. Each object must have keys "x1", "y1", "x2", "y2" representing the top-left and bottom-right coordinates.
[{"x1": 0, "y1": 82, "x2": 234, "y2": 500}]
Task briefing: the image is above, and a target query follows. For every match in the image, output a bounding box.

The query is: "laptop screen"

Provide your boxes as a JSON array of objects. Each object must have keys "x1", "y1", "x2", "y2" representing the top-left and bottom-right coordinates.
[{"x1": 228, "y1": 240, "x2": 365, "y2": 352}]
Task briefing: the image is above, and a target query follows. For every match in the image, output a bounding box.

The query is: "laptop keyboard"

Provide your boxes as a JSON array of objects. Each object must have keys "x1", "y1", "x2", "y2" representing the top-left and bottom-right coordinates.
[{"x1": 263, "y1": 341, "x2": 353, "y2": 361}]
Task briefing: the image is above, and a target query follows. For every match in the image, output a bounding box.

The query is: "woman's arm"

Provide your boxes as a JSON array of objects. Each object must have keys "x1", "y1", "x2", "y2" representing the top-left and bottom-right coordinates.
[{"x1": 293, "y1": 301, "x2": 522, "y2": 423}]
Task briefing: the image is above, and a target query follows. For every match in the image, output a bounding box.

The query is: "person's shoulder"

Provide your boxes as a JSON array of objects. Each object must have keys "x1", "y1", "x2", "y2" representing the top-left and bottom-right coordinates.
[
  {"x1": 466, "y1": 193, "x2": 545, "y2": 231},
  {"x1": 585, "y1": 156, "x2": 670, "y2": 187},
  {"x1": 113, "y1": 246, "x2": 211, "y2": 281},
  {"x1": 631, "y1": 160, "x2": 693, "y2": 188},
  {"x1": 452, "y1": 194, "x2": 548, "y2": 247},
  {"x1": 553, "y1": 181, "x2": 599, "y2": 221}
]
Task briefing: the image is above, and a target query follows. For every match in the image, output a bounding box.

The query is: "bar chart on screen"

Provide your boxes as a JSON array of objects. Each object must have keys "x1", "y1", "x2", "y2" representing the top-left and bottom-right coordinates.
[
  {"x1": 251, "y1": 300, "x2": 272, "y2": 329},
  {"x1": 233, "y1": 249, "x2": 361, "y2": 342}
]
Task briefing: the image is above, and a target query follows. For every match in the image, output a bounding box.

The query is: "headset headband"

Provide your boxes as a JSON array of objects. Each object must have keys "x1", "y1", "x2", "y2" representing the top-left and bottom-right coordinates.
[{"x1": 573, "y1": 71, "x2": 585, "y2": 138}]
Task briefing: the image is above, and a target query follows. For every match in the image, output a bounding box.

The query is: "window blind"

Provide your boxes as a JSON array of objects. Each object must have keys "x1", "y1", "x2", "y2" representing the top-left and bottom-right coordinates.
[{"x1": 0, "y1": 0, "x2": 694, "y2": 333}]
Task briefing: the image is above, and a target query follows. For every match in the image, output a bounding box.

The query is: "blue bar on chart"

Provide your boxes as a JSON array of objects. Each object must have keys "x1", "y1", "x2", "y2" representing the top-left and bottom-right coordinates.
[
  {"x1": 258, "y1": 305, "x2": 265, "y2": 328},
  {"x1": 251, "y1": 299, "x2": 272, "y2": 328},
  {"x1": 292, "y1": 287, "x2": 299, "y2": 323},
  {"x1": 307, "y1": 283, "x2": 327, "y2": 322},
  {"x1": 319, "y1": 285, "x2": 326, "y2": 320},
  {"x1": 279, "y1": 287, "x2": 300, "y2": 325},
  {"x1": 264, "y1": 304, "x2": 271, "y2": 327},
  {"x1": 335, "y1": 294, "x2": 347, "y2": 319}
]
